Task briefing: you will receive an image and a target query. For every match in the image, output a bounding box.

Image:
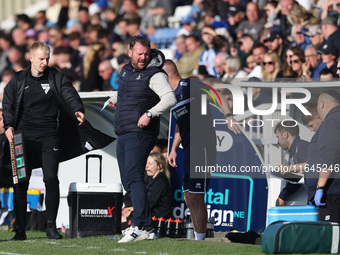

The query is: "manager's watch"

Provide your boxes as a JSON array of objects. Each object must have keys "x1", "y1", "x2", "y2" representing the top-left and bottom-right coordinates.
[
  {"x1": 316, "y1": 185, "x2": 325, "y2": 190},
  {"x1": 146, "y1": 111, "x2": 152, "y2": 118},
  {"x1": 225, "y1": 113, "x2": 233, "y2": 118}
]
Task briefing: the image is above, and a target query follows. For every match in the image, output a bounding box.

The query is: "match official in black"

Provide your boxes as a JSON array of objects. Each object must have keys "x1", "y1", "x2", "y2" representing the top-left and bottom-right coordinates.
[{"x1": 3, "y1": 41, "x2": 88, "y2": 240}]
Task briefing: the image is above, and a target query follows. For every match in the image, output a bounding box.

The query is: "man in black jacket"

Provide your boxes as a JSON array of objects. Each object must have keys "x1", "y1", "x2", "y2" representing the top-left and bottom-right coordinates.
[{"x1": 2, "y1": 41, "x2": 111, "y2": 241}]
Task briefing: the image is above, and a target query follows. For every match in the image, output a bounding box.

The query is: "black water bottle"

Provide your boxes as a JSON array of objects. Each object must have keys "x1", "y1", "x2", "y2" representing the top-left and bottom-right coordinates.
[
  {"x1": 165, "y1": 218, "x2": 175, "y2": 237},
  {"x1": 156, "y1": 217, "x2": 166, "y2": 237},
  {"x1": 174, "y1": 218, "x2": 183, "y2": 238}
]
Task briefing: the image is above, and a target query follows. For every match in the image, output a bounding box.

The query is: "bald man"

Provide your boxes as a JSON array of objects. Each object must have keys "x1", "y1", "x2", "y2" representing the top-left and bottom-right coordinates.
[
  {"x1": 214, "y1": 52, "x2": 227, "y2": 78},
  {"x1": 98, "y1": 60, "x2": 114, "y2": 91},
  {"x1": 314, "y1": 90, "x2": 340, "y2": 223}
]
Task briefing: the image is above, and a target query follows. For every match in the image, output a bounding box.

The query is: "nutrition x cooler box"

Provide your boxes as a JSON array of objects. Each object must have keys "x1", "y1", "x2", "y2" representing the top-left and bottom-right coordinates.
[
  {"x1": 267, "y1": 206, "x2": 318, "y2": 226},
  {"x1": 67, "y1": 155, "x2": 123, "y2": 238},
  {"x1": 68, "y1": 182, "x2": 123, "y2": 238}
]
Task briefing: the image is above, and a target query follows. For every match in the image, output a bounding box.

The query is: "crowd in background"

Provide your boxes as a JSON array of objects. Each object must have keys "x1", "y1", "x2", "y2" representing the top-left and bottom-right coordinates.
[{"x1": 0, "y1": 0, "x2": 339, "y2": 106}]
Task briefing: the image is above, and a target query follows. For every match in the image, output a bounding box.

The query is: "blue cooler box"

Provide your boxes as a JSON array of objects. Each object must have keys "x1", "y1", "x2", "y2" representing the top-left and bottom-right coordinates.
[
  {"x1": 267, "y1": 206, "x2": 318, "y2": 226},
  {"x1": 68, "y1": 182, "x2": 123, "y2": 238}
]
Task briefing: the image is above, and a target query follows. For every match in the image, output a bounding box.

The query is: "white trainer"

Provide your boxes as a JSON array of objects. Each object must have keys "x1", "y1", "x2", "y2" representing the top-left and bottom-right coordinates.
[
  {"x1": 121, "y1": 226, "x2": 133, "y2": 235},
  {"x1": 118, "y1": 226, "x2": 149, "y2": 243}
]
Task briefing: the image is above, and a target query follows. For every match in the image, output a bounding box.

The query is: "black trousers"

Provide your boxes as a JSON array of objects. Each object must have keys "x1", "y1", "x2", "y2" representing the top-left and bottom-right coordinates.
[{"x1": 13, "y1": 130, "x2": 60, "y2": 230}]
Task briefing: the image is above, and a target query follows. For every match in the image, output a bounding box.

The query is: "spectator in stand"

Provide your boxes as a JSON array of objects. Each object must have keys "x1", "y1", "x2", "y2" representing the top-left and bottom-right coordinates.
[
  {"x1": 278, "y1": 46, "x2": 301, "y2": 79},
  {"x1": 67, "y1": 32, "x2": 84, "y2": 68},
  {"x1": 244, "y1": 53, "x2": 256, "y2": 75},
  {"x1": 140, "y1": 0, "x2": 174, "y2": 36},
  {"x1": 271, "y1": 0, "x2": 296, "y2": 38},
  {"x1": 235, "y1": 2, "x2": 265, "y2": 41},
  {"x1": 321, "y1": 16, "x2": 340, "y2": 54},
  {"x1": 0, "y1": 69, "x2": 15, "y2": 104},
  {"x1": 176, "y1": 35, "x2": 204, "y2": 78},
  {"x1": 198, "y1": 25, "x2": 219, "y2": 77},
  {"x1": 26, "y1": 29, "x2": 38, "y2": 48},
  {"x1": 319, "y1": 68, "x2": 337, "y2": 81},
  {"x1": 145, "y1": 152, "x2": 172, "y2": 221},
  {"x1": 218, "y1": 0, "x2": 248, "y2": 21},
  {"x1": 247, "y1": 43, "x2": 267, "y2": 79},
  {"x1": 13, "y1": 58, "x2": 29, "y2": 72},
  {"x1": 47, "y1": 26, "x2": 68, "y2": 50},
  {"x1": 264, "y1": 1, "x2": 280, "y2": 30},
  {"x1": 305, "y1": 25, "x2": 324, "y2": 48},
  {"x1": 51, "y1": 46, "x2": 80, "y2": 86},
  {"x1": 203, "y1": 8, "x2": 231, "y2": 40},
  {"x1": 212, "y1": 35, "x2": 230, "y2": 54},
  {"x1": 34, "y1": 10, "x2": 48, "y2": 32},
  {"x1": 7, "y1": 46, "x2": 26, "y2": 70},
  {"x1": 321, "y1": 0, "x2": 340, "y2": 25},
  {"x1": 227, "y1": 4, "x2": 245, "y2": 41},
  {"x1": 97, "y1": 28, "x2": 112, "y2": 60},
  {"x1": 77, "y1": 6, "x2": 91, "y2": 32},
  {"x1": 115, "y1": 18, "x2": 131, "y2": 43},
  {"x1": 173, "y1": 35, "x2": 187, "y2": 62},
  {"x1": 287, "y1": 4, "x2": 315, "y2": 31},
  {"x1": 290, "y1": 50, "x2": 308, "y2": 80},
  {"x1": 117, "y1": 0, "x2": 140, "y2": 20},
  {"x1": 238, "y1": 34, "x2": 254, "y2": 55},
  {"x1": 177, "y1": 16, "x2": 197, "y2": 37},
  {"x1": 318, "y1": 43, "x2": 338, "y2": 76},
  {"x1": 261, "y1": 52, "x2": 282, "y2": 81},
  {"x1": 0, "y1": 32, "x2": 12, "y2": 75},
  {"x1": 110, "y1": 40, "x2": 129, "y2": 70},
  {"x1": 37, "y1": 30, "x2": 49, "y2": 43},
  {"x1": 214, "y1": 52, "x2": 227, "y2": 78},
  {"x1": 181, "y1": 0, "x2": 204, "y2": 25},
  {"x1": 126, "y1": 14, "x2": 144, "y2": 37},
  {"x1": 303, "y1": 44, "x2": 327, "y2": 80},
  {"x1": 222, "y1": 55, "x2": 247, "y2": 84},
  {"x1": 11, "y1": 28, "x2": 28, "y2": 54},
  {"x1": 264, "y1": 30, "x2": 289, "y2": 65},
  {"x1": 111, "y1": 53, "x2": 130, "y2": 90},
  {"x1": 15, "y1": 14, "x2": 32, "y2": 32},
  {"x1": 90, "y1": 13, "x2": 105, "y2": 27},
  {"x1": 84, "y1": 24, "x2": 106, "y2": 46},
  {"x1": 98, "y1": 60, "x2": 114, "y2": 91},
  {"x1": 103, "y1": 7, "x2": 118, "y2": 33},
  {"x1": 253, "y1": 43, "x2": 267, "y2": 65},
  {"x1": 56, "y1": 0, "x2": 70, "y2": 30},
  {"x1": 291, "y1": 25, "x2": 310, "y2": 52},
  {"x1": 80, "y1": 42, "x2": 106, "y2": 91}
]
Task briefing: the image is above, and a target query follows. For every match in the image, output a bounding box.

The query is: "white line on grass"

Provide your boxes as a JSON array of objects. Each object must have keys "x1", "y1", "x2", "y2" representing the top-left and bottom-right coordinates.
[
  {"x1": 111, "y1": 248, "x2": 126, "y2": 252},
  {"x1": 86, "y1": 247, "x2": 100, "y2": 249},
  {"x1": 0, "y1": 252, "x2": 30, "y2": 255}
]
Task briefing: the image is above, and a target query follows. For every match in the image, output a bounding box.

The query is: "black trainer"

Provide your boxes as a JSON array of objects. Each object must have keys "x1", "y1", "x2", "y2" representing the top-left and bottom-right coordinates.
[
  {"x1": 46, "y1": 224, "x2": 63, "y2": 239},
  {"x1": 11, "y1": 230, "x2": 27, "y2": 241}
]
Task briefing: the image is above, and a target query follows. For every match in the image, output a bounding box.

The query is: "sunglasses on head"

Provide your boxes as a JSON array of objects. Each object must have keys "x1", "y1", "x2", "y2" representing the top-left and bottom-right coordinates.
[{"x1": 263, "y1": 61, "x2": 274, "y2": 65}]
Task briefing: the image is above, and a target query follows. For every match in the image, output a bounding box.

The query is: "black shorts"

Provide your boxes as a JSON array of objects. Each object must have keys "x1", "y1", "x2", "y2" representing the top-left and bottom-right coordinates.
[{"x1": 182, "y1": 146, "x2": 216, "y2": 193}]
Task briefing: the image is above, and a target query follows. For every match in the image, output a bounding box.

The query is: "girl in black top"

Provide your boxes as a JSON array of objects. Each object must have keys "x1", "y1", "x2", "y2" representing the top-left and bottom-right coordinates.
[{"x1": 145, "y1": 152, "x2": 172, "y2": 219}]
